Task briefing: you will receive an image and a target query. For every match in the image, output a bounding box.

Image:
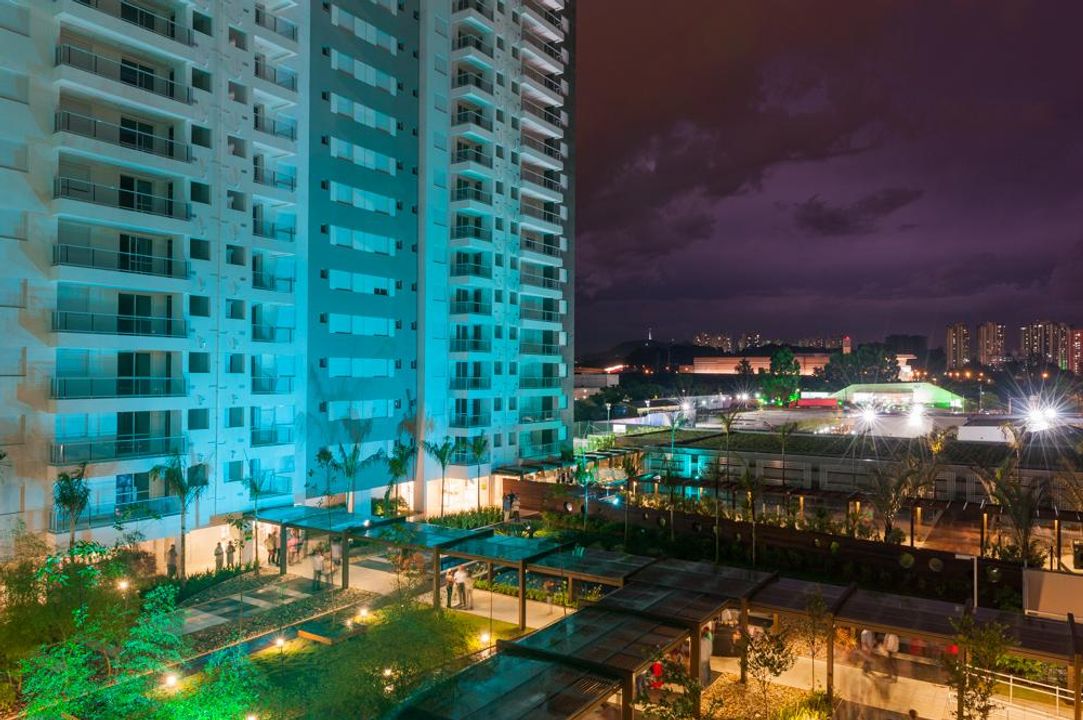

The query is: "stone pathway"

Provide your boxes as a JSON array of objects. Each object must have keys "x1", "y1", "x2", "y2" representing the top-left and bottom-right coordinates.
[{"x1": 181, "y1": 577, "x2": 319, "y2": 635}]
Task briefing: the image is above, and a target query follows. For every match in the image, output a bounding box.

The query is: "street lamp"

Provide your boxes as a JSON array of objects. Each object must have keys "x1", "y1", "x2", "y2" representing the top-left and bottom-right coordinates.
[
  {"x1": 605, "y1": 402, "x2": 612, "y2": 425},
  {"x1": 955, "y1": 553, "x2": 979, "y2": 607}
]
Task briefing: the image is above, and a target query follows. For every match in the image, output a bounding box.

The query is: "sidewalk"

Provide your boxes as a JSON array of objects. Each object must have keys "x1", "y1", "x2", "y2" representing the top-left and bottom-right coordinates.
[
  {"x1": 181, "y1": 576, "x2": 320, "y2": 635},
  {"x1": 433, "y1": 586, "x2": 567, "y2": 631}
]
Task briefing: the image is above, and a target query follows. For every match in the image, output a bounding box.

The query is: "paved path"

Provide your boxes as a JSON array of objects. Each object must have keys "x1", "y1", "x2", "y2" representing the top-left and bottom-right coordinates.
[{"x1": 181, "y1": 577, "x2": 321, "y2": 635}]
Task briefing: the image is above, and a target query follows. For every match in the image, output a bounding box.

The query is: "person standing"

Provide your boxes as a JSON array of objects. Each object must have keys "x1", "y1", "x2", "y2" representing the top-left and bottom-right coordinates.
[
  {"x1": 502, "y1": 493, "x2": 511, "y2": 522},
  {"x1": 166, "y1": 544, "x2": 178, "y2": 579},
  {"x1": 331, "y1": 537, "x2": 343, "y2": 571},
  {"x1": 267, "y1": 531, "x2": 278, "y2": 566},
  {"x1": 884, "y1": 632, "x2": 900, "y2": 680},
  {"x1": 311, "y1": 550, "x2": 324, "y2": 591},
  {"x1": 860, "y1": 628, "x2": 875, "y2": 674},
  {"x1": 454, "y1": 566, "x2": 468, "y2": 608},
  {"x1": 226, "y1": 540, "x2": 236, "y2": 569},
  {"x1": 463, "y1": 568, "x2": 474, "y2": 610},
  {"x1": 445, "y1": 569, "x2": 456, "y2": 608},
  {"x1": 214, "y1": 542, "x2": 224, "y2": 572},
  {"x1": 511, "y1": 494, "x2": 521, "y2": 522},
  {"x1": 699, "y1": 625, "x2": 714, "y2": 686}
]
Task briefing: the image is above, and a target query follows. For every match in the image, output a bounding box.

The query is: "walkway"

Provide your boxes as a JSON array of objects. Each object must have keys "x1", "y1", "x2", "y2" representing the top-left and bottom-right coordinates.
[{"x1": 181, "y1": 577, "x2": 320, "y2": 635}]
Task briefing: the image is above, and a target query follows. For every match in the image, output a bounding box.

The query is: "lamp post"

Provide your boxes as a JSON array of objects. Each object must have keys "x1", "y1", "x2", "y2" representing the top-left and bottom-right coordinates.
[
  {"x1": 955, "y1": 553, "x2": 979, "y2": 607},
  {"x1": 605, "y1": 402, "x2": 612, "y2": 426}
]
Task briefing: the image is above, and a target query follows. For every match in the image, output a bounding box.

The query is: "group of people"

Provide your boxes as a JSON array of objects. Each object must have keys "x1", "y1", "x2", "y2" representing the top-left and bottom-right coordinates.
[
  {"x1": 444, "y1": 565, "x2": 475, "y2": 610},
  {"x1": 310, "y1": 539, "x2": 345, "y2": 590},
  {"x1": 501, "y1": 493, "x2": 521, "y2": 522},
  {"x1": 858, "y1": 628, "x2": 901, "y2": 679},
  {"x1": 212, "y1": 540, "x2": 238, "y2": 572}
]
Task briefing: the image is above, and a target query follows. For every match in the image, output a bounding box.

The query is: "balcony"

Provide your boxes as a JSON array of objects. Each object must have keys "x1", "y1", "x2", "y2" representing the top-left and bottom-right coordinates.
[
  {"x1": 254, "y1": 5, "x2": 297, "y2": 41},
  {"x1": 54, "y1": 243, "x2": 189, "y2": 279},
  {"x1": 452, "y1": 109, "x2": 494, "y2": 138},
  {"x1": 522, "y1": 0, "x2": 565, "y2": 40},
  {"x1": 254, "y1": 115, "x2": 297, "y2": 141},
  {"x1": 450, "y1": 226, "x2": 491, "y2": 243},
  {"x1": 450, "y1": 413, "x2": 491, "y2": 428},
  {"x1": 453, "y1": 71, "x2": 494, "y2": 98},
  {"x1": 520, "y1": 306, "x2": 562, "y2": 324},
  {"x1": 519, "y1": 409, "x2": 561, "y2": 423},
  {"x1": 251, "y1": 375, "x2": 295, "y2": 394},
  {"x1": 520, "y1": 167, "x2": 563, "y2": 199},
  {"x1": 521, "y1": 31, "x2": 566, "y2": 68},
  {"x1": 452, "y1": 147, "x2": 493, "y2": 171},
  {"x1": 521, "y1": 100, "x2": 564, "y2": 136},
  {"x1": 452, "y1": 34, "x2": 493, "y2": 58},
  {"x1": 452, "y1": 186, "x2": 492, "y2": 205},
  {"x1": 50, "y1": 493, "x2": 181, "y2": 533},
  {"x1": 519, "y1": 342, "x2": 561, "y2": 356},
  {"x1": 253, "y1": 166, "x2": 296, "y2": 192},
  {"x1": 51, "y1": 375, "x2": 186, "y2": 399},
  {"x1": 451, "y1": 263, "x2": 492, "y2": 279},
  {"x1": 453, "y1": 0, "x2": 494, "y2": 21},
  {"x1": 449, "y1": 338, "x2": 491, "y2": 353},
  {"x1": 520, "y1": 203, "x2": 562, "y2": 230},
  {"x1": 52, "y1": 310, "x2": 188, "y2": 338},
  {"x1": 520, "y1": 237, "x2": 562, "y2": 260},
  {"x1": 70, "y1": 0, "x2": 195, "y2": 46},
  {"x1": 254, "y1": 59, "x2": 297, "y2": 92},
  {"x1": 56, "y1": 111, "x2": 192, "y2": 162},
  {"x1": 521, "y1": 441, "x2": 562, "y2": 459},
  {"x1": 521, "y1": 272, "x2": 561, "y2": 291},
  {"x1": 252, "y1": 272, "x2": 294, "y2": 293},
  {"x1": 520, "y1": 134, "x2": 563, "y2": 168},
  {"x1": 252, "y1": 220, "x2": 296, "y2": 242},
  {"x1": 55, "y1": 177, "x2": 192, "y2": 220},
  {"x1": 450, "y1": 450, "x2": 487, "y2": 466},
  {"x1": 251, "y1": 425, "x2": 293, "y2": 447},
  {"x1": 449, "y1": 377, "x2": 491, "y2": 391},
  {"x1": 252, "y1": 325, "x2": 294, "y2": 343},
  {"x1": 248, "y1": 471, "x2": 294, "y2": 500},
  {"x1": 50, "y1": 434, "x2": 187, "y2": 465},
  {"x1": 450, "y1": 300, "x2": 492, "y2": 316},
  {"x1": 519, "y1": 377, "x2": 562, "y2": 389},
  {"x1": 56, "y1": 45, "x2": 192, "y2": 103},
  {"x1": 521, "y1": 64, "x2": 565, "y2": 105}
]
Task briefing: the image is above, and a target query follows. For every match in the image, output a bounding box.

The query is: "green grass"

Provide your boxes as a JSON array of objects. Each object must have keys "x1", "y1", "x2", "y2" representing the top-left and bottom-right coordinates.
[{"x1": 447, "y1": 609, "x2": 529, "y2": 649}]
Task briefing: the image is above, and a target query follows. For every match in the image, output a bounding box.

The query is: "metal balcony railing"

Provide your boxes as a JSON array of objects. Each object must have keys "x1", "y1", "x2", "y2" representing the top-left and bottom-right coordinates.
[
  {"x1": 520, "y1": 237, "x2": 561, "y2": 257},
  {"x1": 521, "y1": 134, "x2": 563, "y2": 161},
  {"x1": 51, "y1": 375, "x2": 186, "y2": 399},
  {"x1": 451, "y1": 263, "x2": 492, "y2": 279},
  {"x1": 52, "y1": 310, "x2": 188, "y2": 337},
  {"x1": 53, "y1": 243, "x2": 189, "y2": 279},
  {"x1": 50, "y1": 434, "x2": 187, "y2": 465},
  {"x1": 520, "y1": 203, "x2": 562, "y2": 226},
  {"x1": 254, "y1": 59, "x2": 297, "y2": 91},
  {"x1": 521, "y1": 63, "x2": 565, "y2": 96},
  {"x1": 453, "y1": 0, "x2": 493, "y2": 20},
  {"x1": 56, "y1": 111, "x2": 191, "y2": 162},
  {"x1": 55, "y1": 177, "x2": 192, "y2": 220},
  {"x1": 451, "y1": 226, "x2": 491, "y2": 242},
  {"x1": 521, "y1": 31, "x2": 565, "y2": 65},
  {"x1": 251, "y1": 272, "x2": 294, "y2": 292},
  {"x1": 251, "y1": 425, "x2": 293, "y2": 447},
  {"x1": 449, "y1": 377, "x2": 491, "y2": 390},
  {"x1": 452, "y1": 147, "x2": 493, "y2": 167},
  {"x1": 519, "y1": 377, "x2": 562, "y2": 389},
  {"x1": 450, "y1": 413, "x2": 491, "y2": 428},
  {"x1": 251, "y1": 325, "x2": 294, "y2": 343},
  {"x1": 521, "y1": 167, "x2": 562, "y2": 193},
  {"x1": 522, "y1": 0, "x2": 565, "y2": 36},
  {"x1": 251, "y1": 375, "x2": 295, "y2": 394},
  {"x1": 521, "y1": 273, "x2": 561, "y2": 290},
  {"x1": 520, "y1": 307, "x2": 561, "y2": 323},
  {"x1": 452, "y1": 34, "x2": 493, "y2": 57},
  {"x1": 520, "y1": 409, "x2": 561, "y2": 423},
  {"x1": 50, "y1": 493, "x2": 181, "y2": 532},
  {"x1": 449, "y1": 338, "x2": 491, "y2": 352},
  {"x1": 522, "y1": 100, "x2": 564, "y2": 128},
  {"x1": 55, "y1": 45, "x2": 192, "y2": 103},
  {"x1": 452, "y1": 110, "x2": 493, "y2": 131},
  {"x1": 252, "y1": 220, "x2": 296, "y2": 242},
  {"x1": 452, "y1": 186, "x2": 492, "y2": 204},
  {"x1": 454, "y1": 71, "x2": 493, "y2": 94},
  {"x1": 72, "y1": 0, "x2": 195, "y2": 45},
  {"x1": 253, "y1": 114, "x2": 297, "y2": 140},
  {"x1": 254, "y1": 5, "x2": 297, "y2": 41},
  {"x1": 450, "y1": 301, "x2": 492, "y2": 315},
  {"x1": 253, "y1": 166, "x2": 296, "y2": 191}
]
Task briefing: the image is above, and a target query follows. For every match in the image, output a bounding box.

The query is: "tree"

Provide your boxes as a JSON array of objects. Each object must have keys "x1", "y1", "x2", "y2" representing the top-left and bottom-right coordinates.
[
  {"x1": 150, "y1": 453, "x2": 206, "y2": 583},
  {"x1": 574, "y1": 455, "x2": 595, "y2": 531},
  {"x1": 867, "y1": 461, "x2": 927, "y2": 542},
  {"x1": 423, "y1": 437, "x2": 456, "y2": 517},
  {"x1": 636, "y1": 655, "x2": 723, "y2": 720},
  {"x1": 759, "y1": 348, "x2": 801, "y2": 406},
  {"x1": 620, "y1": 453, "x2": 642, "y2": 545},
  {"x1": 735, "y1": 358, "x2": 755, "y2": 379},
  {"x1": 794, "y1": 590, "x2": 831, "y2": 691},
  {"x1": 167, "y1": 645, "x2": 264, "y2": 720},
  {"x1": 242, "y1": 468, "x2": 269, "y2": 573},
  {"x1": 383, "y1": 440, "x2": 416, "y2": 518},
  {"x1": 19, "y1": 607, "x2": 98, "y2": 720},
  {"x1": 735, "y1": 461, "x2": 765, "y2": 567},
  {"x1": 54, "y1": 464, "x2": 90, "y2": 554},
  {"x1": 818, "y1": 343, "x2": 899, "y2": 389},
  {"x1": 745, "y1": 627, "x2": 795, "y2": 718},
  {"x1": 470, "y1": 434, "x2": 489, "y2": 510},
  {"x1": 942, "y1": 614, "x2": 1012, "y2": 720},
  {"x1": 334, "y1": 441, "x2": 385, "y2": 514},
  {"x1": 973, "y1": 457, "x2": 1044, "y2": 566},
  {"x1": 106, "y1": 585, "x2": 184, "y2": 717},
  {"x1": 771, "y1": 422, "x2": 799, "y2": 490}
]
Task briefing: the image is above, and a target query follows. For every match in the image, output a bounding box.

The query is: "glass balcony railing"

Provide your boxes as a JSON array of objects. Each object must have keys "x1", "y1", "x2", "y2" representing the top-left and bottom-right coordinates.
[
  {"x1": 251, "y1": 272, "x2": 294, "y2": 292},
  {"x1": 254, "y1": 114, "x2": 297, "y2": 140},
  {"x1": 251, "y1": 425, "x2": 293, "y2": 447},
  {"x1": 56, "y1": 111, "x2": 191, "y2": 162},
  {"x1": 451, "y1": 263, "x2": 492, "y2": 279},
  {"x1": 253, "y1": 166, "x2": 296, "y2": 191},
  {"x1": 520, "y1": 237, "x2": 562, "y2": 257},
  {"x1": 72, "y1": 0, "x2": 195, "y2": 46},
  {"x1": 519, "y1": 409, "x2": 561, "y2": 423},
  {"x1": 521, "y1": 134, "x2": 563, "y2": 161},
  {"x1": 452, "y1": 34, "x2": 493, "y2": 57},
  {"x1": 50, "y1": 434, "x2": 187, "y2": 465},
  {"x1": 451, "y1": 226, "x2": 492, "y2": 242},
  {"x1": 52, "y1": 310, "x2": 188, "y2": 337},
  {"x1": 521, "y1": 64, "x2": 564, "y2": 96},
  {"x1": 449, "y1": 338, "x2": 491, "y2": 353},
  {"x1": 55, "y1": 177, "x2": 192, "y2": 220},
  {"x1": 452, "y1": 110, "x2": 493, "y2": 131},
  {"x1": 522, "y1": 0, "x2": 565, "y2": 37},
  {"x1": 453, "y1": 0, "x2": 493, "y2": 20},
  {"x1": 246, "y1": 470, "x2": 294, "y2": 499},
  {"x1": 53, "y1": 243, "x2": 189, "y2": 279},
  {"x1": 254, "y1": 5, "x2": 297, "y2": 41},
  {"x1": 450, "y1": 301, "x2": 492, "y2": 316},
  {"x1": 55, "y1": 45, "x2": 192, "y2": 103},
  {"x1": 521, "y1": 441, "x2": 563, "y2": 459},
  {"x1": 254, "y1": 59, "x2": 297, "y2": 92},
  {"x1": 521, "y1": 31, "x2": 565, "y2": 65},
  {"x1": 519, "y1": 342, "x2": 561, "y2": 356},
  {"x1": 449, "y1": 377, "x2": 491, "y2": 390},
  {"x1": 50, "y1": 493, "x2": 181, "y2": 533},
  {"x1": 452, "y1": 186, "x2": 492, "y2": 204},
  {"x1": 522, "y1": 100, "x2": 564, "y2": 129},
  {"x1": 450, "y1": 413, "x2": 492, "y2": 428},
  {"x1": 520, "y1": 307, "x2": 562, "y2": 323},
  {"x1": 51, "y1": 375, "x2": 186, "y2": 399},
  {"x1": 452, "y1": 147, "x2": 493, "y2": 167},
  {"x1": 252, "y1": 220, "x2": 296, "y2": 242},
  {"x1": 519, "y1": 377, "x2": 562, "y2": 389},
  {"x1": 453, "y1": 72, "x2": 494, "y2": 95},
  {"x1": 251, "y1": 325, "x2": 294, "y2": 343},
  {"x1": 520, "y1": 203, "x2": 562, "y2": 226},
  {"x1": 521, "y1": 273, "x2": 561, "y2": 290},
  {"x1": 521, "y1": 168, "x2": 562, "y2": 193},
  {"x1": 251, "y1": 375, "x2": 294, "y2": 394}
]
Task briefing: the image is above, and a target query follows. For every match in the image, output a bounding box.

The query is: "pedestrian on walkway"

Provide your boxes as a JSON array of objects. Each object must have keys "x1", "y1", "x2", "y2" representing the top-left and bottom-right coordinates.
[
  {"x1": 445, "y1": 569, "x2": 456, "y2": 608},
  {"x1": 454, "y1": 566, "x2": 467, "y2": 608},
  {"x1": 860, "y1": 628, "x2": 875, "y2": 674},
  {"x1": 267, "y1": 531, "x2": 278, "y2": 565},
  {"x1": 288, "y1": 530, "x2": 300, "y2": 565},
  {"x1": 166, "y1": 544, "x2": 177, "y2": 579},
  {"x1": 502, "y1": 493, "x2": 511, "y2": 522},
  {"x1": 331, "y1": 537, "x2": 343, "y2": 570},
  {"x1": 226, "y1": 540, "x2": 236, "y2": 569},
  {"x1": 884, "y1": 632, "x2": 899, "y2": 680},
  {"x1": 214, "y1": 542, "x2": 224, "y2": 572},
  {"x1": 511, "y1": 494, "x2": 521, "y2": 522},
  {"x1": 699, "y1": 625, "x2": 714, "y2": 686},
  {"x1": 311, "y1": 550, "x2": 324, "y2": 591},
  {"x1": 463, "y1": 567, "x2": 475, "y2": 610}
]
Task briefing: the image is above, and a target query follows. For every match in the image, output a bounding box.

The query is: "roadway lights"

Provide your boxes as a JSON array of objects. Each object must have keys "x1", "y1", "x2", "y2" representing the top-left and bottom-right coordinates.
[{"x1": 861, "y1": 407, "x2": 877, "y2": 424}]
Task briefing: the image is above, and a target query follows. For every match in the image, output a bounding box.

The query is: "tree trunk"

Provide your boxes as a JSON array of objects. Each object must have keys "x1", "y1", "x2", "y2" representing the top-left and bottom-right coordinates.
[
  {"x1": 439, "y1": 470, "x2": 446, "y2": 517},
  {"x1": 179, "y1": 500, "x2": 188, "y2": 583},
  {"x1": 69, "y1": 516, "x2": 77, "y2": 555},
  {"x1": 253, "y1": 497, "x2": 260, "y2": 575},
  {"x1": 476, "y1": 463, "x2": 482, "y2": 510}
]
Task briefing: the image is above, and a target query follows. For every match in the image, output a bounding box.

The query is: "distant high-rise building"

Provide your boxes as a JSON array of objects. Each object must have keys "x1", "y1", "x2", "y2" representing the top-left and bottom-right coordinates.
[
  {"x1": 946, "y1": 323, "x2": 970, "y2": 370},
  {"x1": 737, "y1": 332, "x2": 762, "y2": 351},
  {"x1": 1020, "y1": 321, "x2": 1070, "y2": 369},
  {"x1": 692, "y1": 332, "x2": 733, "y2": 352},
  {"x1": 976, "y1": 322, "x2": 1006, "y2": 368},
  {"x1": 1068, "y1": 328, "x2": 1083, "y2": 376}
]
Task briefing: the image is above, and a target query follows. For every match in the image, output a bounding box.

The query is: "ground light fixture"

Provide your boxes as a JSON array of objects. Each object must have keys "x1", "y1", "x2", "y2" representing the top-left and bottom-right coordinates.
[
  {"x1": 358, "y1": 606, "x2": 369, "y2": 618},
  {"x1": 163, "y1": 673, "x2": 178, "y2": 688},
  {"x1": 117, "y1": 579, "x2": 130, "y2": 591},
  {"x1": 246, "y1": 715, "x2": 258, "y2": 720},
  {"x1": 479, "y1": 631, "x2": 491, "y2": 645},
  {"x1": 275, "y1": 637, "x2": 285, "y2": 649}
]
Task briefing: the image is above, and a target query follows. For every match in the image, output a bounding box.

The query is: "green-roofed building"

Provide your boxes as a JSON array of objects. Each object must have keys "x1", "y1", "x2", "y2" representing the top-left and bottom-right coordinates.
[{"x1": 831, "y1": 382, "x2": 965, "y2": 410}]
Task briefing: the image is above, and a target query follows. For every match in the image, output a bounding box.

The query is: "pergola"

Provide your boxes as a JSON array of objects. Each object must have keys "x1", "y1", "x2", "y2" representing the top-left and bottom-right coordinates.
[
  {"x1": 527, "y1": 548, "x2": 658, "y2": 601},
  {"x1": 393, "y1": 653, "x2": 621, "y2": 720}
]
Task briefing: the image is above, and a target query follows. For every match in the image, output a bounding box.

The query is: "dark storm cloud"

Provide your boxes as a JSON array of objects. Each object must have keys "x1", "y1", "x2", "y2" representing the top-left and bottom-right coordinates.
[
  {"x1": 574, "y1": 1, "x2": 1083, "y2": 350},
  {"x1": 792, "y1": 188, "x2": 923, "y2": 237}
]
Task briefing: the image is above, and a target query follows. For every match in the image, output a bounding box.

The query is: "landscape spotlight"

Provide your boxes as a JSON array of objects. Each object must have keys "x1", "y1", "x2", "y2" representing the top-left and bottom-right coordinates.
[
  {"x1": 275, "y1": 637, "x2": 285, "y2": 649},
  {"x1": 383, "y1": 667, "x2": 394, "y2": 677},
  {"x1": 480, "y1": 631, "x2": 491, "y2": 645},
  {"x1": 164, "y1": 673, "x2": 178, "y2": 688},
  {"x1": 359, "y1": 607, "x2": 369, "y2": 618},
  {"x1": 117, "y1": 579, "x2": 130, "y2": 591}
]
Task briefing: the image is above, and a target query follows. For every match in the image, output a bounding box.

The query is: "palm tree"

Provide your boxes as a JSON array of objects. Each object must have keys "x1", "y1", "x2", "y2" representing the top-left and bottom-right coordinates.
[
  {"x1": 243, "y1": 470, "x2": 267, "y2": 573},
  {"x1": 335, "y1": 442, "x2": 384, "y2": 514},
  {"x1": 423, "y1": 437, "x2": 456, "y2": 517},
  {"x1": 470, "y1": 434, "x2": 489, "y2": 510},
  {"x1": 866, "y1": 461, "x2": 928, "y2": 542},
  {"x1": 312, "y1": 446, "x2": 336, "y2": 503},
  {"x1": 735, "y1": 460, "x2": 764, "y2": 567},
  {"x1": 54, "y1": 463, "x2": 89, "y2": 554},
  {"x1": 383, "y1": 439, "x2": 416, "y2": 518},
  {"x1": 574, "y1": 455, "x2": 594, "y2": 530},
  {"x1": 150, "y1": 453, "x2": 206, "y2": 584},
  {"x1": 620, "y1": 453, "x2": 642, "y2": 545},
  {"x1": 974, "y1": 456, "x2": 1044, "y2": 567},
  {"x1": 772, "y1": 422, "x2": 799, "y2": 490}
]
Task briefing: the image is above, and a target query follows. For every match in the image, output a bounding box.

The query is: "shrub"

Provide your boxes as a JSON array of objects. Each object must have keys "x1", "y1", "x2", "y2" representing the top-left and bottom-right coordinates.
[
  {"x1": 428, "y1": 507, "x2": 502, "y2": 529},
  {"x1": 155, "y1": 562, "x2": 254, "y2": 603}
]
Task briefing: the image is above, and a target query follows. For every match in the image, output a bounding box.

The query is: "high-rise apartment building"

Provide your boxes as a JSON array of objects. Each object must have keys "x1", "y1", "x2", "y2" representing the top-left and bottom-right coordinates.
[
  {"x1": 1020, "y1": 320, "x2": 1070, "y2": 369},
  {"x1": 0, "y1": 0, "x2": 574, "y2": 562},
  {"x1": 945, "y1": 322, "x2": 970, "y2": 370},
  {"x1": 976, "y1": 322, "x2": 1006, "y2": 368},
  {"x1": 1069, "y1": 328, "x2": 1083, "y2": 376}
]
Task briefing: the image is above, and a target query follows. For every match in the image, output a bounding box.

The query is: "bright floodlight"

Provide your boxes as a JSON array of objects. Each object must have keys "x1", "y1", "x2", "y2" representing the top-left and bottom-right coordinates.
[
  {"x1": 275, "y1": 637, "x2": 285, "y2": 648},
  {"x1": 117, "y1": 579, "x2": 130, "y2": 591},
  {"x1": 681, "y1": 401, "x2": 692, "y2": 414},
  {"x1": 861, "y1": 407, "x2": 877, "y2": 424},
  {"x1": 164, "y1": 674, "x2": 178, "y2": 688},
  {"x1": 1042, "y1": 407, "x2": 1058, "y2": 420},
  {"x1": 480, "y1": 631, "x2": 491, "y2": 644},
  {"x1": 1028, "y1": 406, "x2": 1055, "y2": 432}
]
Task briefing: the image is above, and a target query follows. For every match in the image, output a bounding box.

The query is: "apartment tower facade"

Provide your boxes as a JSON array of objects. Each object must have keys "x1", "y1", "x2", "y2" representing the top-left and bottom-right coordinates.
[
  {"x1": 976, "y1": 321, "x2": 1006, "y2": 368},
  {"x1": 945, "y1": 322, "x2": 970, "y2": 370}
]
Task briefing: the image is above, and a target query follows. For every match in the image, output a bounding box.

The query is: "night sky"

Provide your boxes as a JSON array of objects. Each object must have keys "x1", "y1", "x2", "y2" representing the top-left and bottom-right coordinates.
[{"x1": 573, "y1": 1, "x2": 1083, "y2": 352}]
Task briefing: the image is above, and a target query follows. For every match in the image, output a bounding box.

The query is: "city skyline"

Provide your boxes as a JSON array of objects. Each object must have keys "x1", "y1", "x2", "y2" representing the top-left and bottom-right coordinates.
[{"x1": 574, "y1": 0, "x2": 1083, "y2": 351}]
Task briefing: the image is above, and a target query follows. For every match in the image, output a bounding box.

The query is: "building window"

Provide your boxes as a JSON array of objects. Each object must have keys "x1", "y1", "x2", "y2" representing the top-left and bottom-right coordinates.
[
  {"x1": 188, "y1": 408, "x2": 209, "y2": 430},
  {"x1": 226, "y1": 406, "x2": 244, "y2": 428}
]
